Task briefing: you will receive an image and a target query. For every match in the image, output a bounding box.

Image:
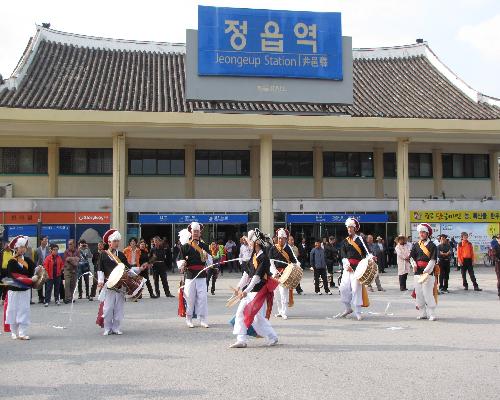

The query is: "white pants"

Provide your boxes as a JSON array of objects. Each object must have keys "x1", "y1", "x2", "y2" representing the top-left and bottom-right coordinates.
[
  {"x1": 184, "y1": 278, "x2": 208, "y2": 321},
  {"x1": 233, "y1": 292, "x2": 277, "y2": 343},
  {"x1": 103, "y1": 289, "x2": 125, "y2": 332},
  {"x1": 340, "y1": 270, "x2": 362, "y2": 314},
  {"x1": 414, "y1": 275, "x2": 436, "y2": 316},
  {"x1": 275, "y1": 285, "x2": 289, "y2": 316},
  {"x1": 6, "y1": 290, "x2": 31, "y2": 336}
]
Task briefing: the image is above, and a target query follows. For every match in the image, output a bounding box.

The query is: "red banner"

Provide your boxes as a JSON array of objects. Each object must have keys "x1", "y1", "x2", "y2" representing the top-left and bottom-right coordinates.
[
  {"x1": 41, "y1": 212, "x2": 75, "y2": 224},
  {"x1": 4, "y1": 212, "x2": 39, "y2": 224},
  {"x1": 76, "y1": 212, "x2": 110, "y2": 224}
]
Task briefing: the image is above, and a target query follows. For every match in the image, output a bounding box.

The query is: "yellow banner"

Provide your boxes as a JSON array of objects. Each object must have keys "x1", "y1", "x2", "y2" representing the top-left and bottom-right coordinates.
[{"x1": 410, "y1": 210, "x2": 500, "y2": 223}]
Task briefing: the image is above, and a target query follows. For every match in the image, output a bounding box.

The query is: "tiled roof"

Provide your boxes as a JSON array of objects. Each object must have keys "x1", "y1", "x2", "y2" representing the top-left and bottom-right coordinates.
[{"x1": 0, "y1": 26, "x2": 499, "y2": 119}]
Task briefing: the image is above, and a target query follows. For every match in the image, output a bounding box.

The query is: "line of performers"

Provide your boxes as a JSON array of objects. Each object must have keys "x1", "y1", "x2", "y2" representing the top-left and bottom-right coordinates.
[{"x1": 2, "y1": 218, "x2": 441, "y2": 344}]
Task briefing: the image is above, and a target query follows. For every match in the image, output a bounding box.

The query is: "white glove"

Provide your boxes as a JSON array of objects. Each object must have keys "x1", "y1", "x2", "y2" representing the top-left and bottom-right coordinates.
[{"x1": 177, "y1": 260, "x2": 186, "y2": 273}]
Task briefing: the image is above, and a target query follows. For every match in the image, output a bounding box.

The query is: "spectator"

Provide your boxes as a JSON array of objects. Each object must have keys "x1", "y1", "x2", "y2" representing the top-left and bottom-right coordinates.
[
  {"x1": 225, "y1": 238, "x2": 236, "y2": 272},
  {"x1": 172, "y1": 240, "x2": 181, "y2": 272},
  {"x1": 457, "y1": 232, "x2": 482, "y2": 291},
  {"x1": 310, "y1": 239, "x2": 331, "y2": 295},
  {"x1": 63, "y1": 239, "x2": 80, "y2": 304},
  {"x1": 139, "y1": 241, "x2": 157, "y2": 298},
  {"x1": 437, "y1": 234, "x2": 452, "y2": 293},
  {"x1": 376, "y1": 236, "x2": 387, "y2": 273},
  {"x1": 123, "y1": 237, "x2": 141, "y2": 268},
  {"x1": 493, "y1": 236, "x2": 500, "y2": 300},
  {"x1": 395, "y1": 234, "x2": 411, "y2": 291},
  {"x1": 324, "y1": 236, "x2": 339, "y2": 289},
  {"x1": 239, "y1": 236, "x2": 252, "y2": 277},
  {"x1": 149, "y1": 236, "x2": 174, "y2": 298},
  {"x1": 77, "y1": 239, "x2": 93, "y2": 300},
  {"x1": 34, "y1": 235, "x2": 50, "y2": 304},
  {"x1": 1, "y1": 240, "x2": 12, "y2": 305},
  {"x1": 288, "y1": 235, "x2": 304, "y2": 294},
  {"x1": 298, "y1": 238, "x2": 310, "y2": 268},
  {"x1": 216, "y1": 240, "x2": 226, "y2": 275},
  {"x1": 366, "y1": 235, "x2": 385, "y2": 292},
  {"x1": 207, "y1": 242, "x2": 222, "y2": 295},
  {"x1": 43, "y1": 243, "x2": 64, "y2": 306},
  {"x1": 90, "y1": 241, "x2": 104, "y2": 301}
]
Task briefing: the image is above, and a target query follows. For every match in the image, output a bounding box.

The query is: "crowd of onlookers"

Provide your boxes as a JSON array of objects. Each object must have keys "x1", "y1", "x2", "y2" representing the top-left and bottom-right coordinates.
[{"x1": 2, "y1": 230, "x2": 500, "y2": 305}]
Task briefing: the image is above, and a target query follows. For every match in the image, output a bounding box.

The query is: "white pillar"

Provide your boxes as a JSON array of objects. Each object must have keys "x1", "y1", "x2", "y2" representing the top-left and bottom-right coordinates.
[
  {"x1": 490, "y1": 150, "x2": 500, "y2": 200},
  {"x1": 373, "y1": 147, "x2": 384, "y2": 199},
  {"x1": 47, "y1": 141, "x2": 59, "y2": 198},
  {"x1": 313, "y1": 145, "x2": 323, "y2": 198},
  {"x1": 185, "y1": 144, "x2": 195, "y2": 198},
  {"x1": 250, "y1": 144, "x2": 260, "y2": 198},
  {"x1": 260, "y1": 135, "x2": 273, "y2": 234},
  {"x1": 432, "y1": 148, "x2": 442, "y2": 197},
  {"x1": 397, "y1": 139, "x2": 410, "y2": 236},
  {"x1": 112, "y1": 133, "x2": 127, "y2": 238}
]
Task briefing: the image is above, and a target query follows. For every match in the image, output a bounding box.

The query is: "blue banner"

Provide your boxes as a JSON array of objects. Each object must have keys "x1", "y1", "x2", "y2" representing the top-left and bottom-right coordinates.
[
  {"x1": 198, "y1": 6, "x2": 343, "y2": 80},
  {"x1": 287, "y1": 214, "x2": 389, "y2": 224},
  {"x1": 7, "y1": 225, "x2": 38, "y2": 238},
  {"x1": 41, "y1": 225, "x2": 71, "y2": 238},
  {"x1": 139, "y1": 214, "x2": 248, "y2": 225}
]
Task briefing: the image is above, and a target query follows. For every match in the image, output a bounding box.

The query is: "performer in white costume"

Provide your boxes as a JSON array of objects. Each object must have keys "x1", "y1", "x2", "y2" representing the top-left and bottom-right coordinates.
[{"x1": 410, "y1": 223, "x2": 438, "y2": 321}]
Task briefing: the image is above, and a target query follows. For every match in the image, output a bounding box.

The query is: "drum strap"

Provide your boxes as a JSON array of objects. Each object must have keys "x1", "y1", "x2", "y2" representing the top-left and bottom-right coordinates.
[
  {"x1": 189, "y1": 240, "x2": 207, "y2": 262},
  {"x1": 418, "y1": 241, "x2": 431, "y2": 258},
  {"x1": 105, "y1": 249, "x2": 120, "y2": 265},
  {"x1": 347, "y1": 238, "x2": 363, "y2": 257},
  {"x1": 275, "y1": 245, "x2": 291, "y2": 263}
]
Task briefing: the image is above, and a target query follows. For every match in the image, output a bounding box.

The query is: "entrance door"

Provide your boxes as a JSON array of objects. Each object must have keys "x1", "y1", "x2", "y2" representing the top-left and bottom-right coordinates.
[
  {"x1": 215, "y1": 224, "x2": 247, "y2": 243},
  {"x1": 140, "y1": 224, "x2": 173, "y2": 248}
]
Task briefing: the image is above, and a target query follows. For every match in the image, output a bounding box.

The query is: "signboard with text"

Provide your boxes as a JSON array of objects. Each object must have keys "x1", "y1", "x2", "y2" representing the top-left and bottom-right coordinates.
[
  {"x1": 139, "y1": 214, "x2": 248, "y2": 225},
  {"x1": 410, "y1": 210, "x2": 500, "y2": 223},
  {"x1": 287, "y1": 214, "x2": 389, "y2": 224},
  {"x1": 198, "y1": 6, "x2": 343, "y2": 80}
]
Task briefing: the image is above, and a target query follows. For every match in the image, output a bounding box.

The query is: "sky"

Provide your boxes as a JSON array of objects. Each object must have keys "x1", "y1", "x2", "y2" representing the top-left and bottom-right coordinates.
[{"x1": 1, "y1": 0, "x2": 499, "y2": 98}]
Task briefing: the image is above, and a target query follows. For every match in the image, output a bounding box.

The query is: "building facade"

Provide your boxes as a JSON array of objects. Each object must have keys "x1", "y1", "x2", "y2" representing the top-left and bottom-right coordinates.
[{"x1": 0, "y1": 26, "x2": 499, "y2": 250}]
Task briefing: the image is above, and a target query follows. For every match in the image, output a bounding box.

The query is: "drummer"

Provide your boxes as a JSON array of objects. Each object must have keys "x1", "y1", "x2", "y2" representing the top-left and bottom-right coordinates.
[
  {"x1": 410, "y1": 223, "x2": 438, "y2": 321},
  {"x1": 177, "y1": 222, "x2": 212, "y2": 328},
  {"x1": 97, "y1": 229, "x2": 147, "y2": 336},
  {"x1": 269, "y1": 228, "x2": 300, "y2": 320},
  {"x1": 339, "y1": 218, "x2": 370, "y2": 321}
]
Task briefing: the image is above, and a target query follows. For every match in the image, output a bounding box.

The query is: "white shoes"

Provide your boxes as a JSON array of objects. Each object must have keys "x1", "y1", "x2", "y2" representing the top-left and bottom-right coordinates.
[
  {"x1": 355, "y1": 313, "x2": 363, "y2": 321},
  {"x1": 11, "y1": 333, "x2": 17, "y2": 340},
  {"x1": 103, "y1": 330, "x2": 111, "y2": 336},
  {"x1": 113, "y1": 330, "x2": 123, "y2": 335},
  {"x1": 186, "y1": 318, "x2": 195, "y2": 328},
  {"x1": 17, "y1": 335, "x2": 30, "y2": 340},
  {"x1": 267, "y1": 337, "x2": 279, "y2": 347},
  {"x1": 282, "y1": 315, "x2": 288, "y2": 320},
  {"x1": 229, "y1": 341, "x2": 247, "y2": 348},
  {"x1": 200, "y1": 321, "x2": 210, "y2": 328},
  {"x1": 429, "y1": 315, "x2": 437, "y2": 321},
  {"x1": 417, "y1": 314, "x2": 428, "y2": 320},
  {"x1": 339, "y1": 309, "x2": 353, "y2": 318}
]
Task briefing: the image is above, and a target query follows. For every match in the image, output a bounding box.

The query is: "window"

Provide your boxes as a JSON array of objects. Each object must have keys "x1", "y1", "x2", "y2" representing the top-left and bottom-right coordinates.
[
  {"x1": 409, "y1": 153, "x2": 432, "y2": 177},
  {"x1": 60, "y1": 148, "x2": 112, "y2": 175},
  {"x1": 323, "y1": 152, "x2": 373, "y2": 177},
  {"x1": 0, "y1": 147, "x2": 48, "y2": 174},
  {"x1": 273, "y1": 151, "x2": 313, "y2": 177},
  {"x1": 383, "y1": 153, "x2": 396, "y2": 177},
  {"x1": 442, "y1": 154, "x2": 489, "y2": 178},
  {"x1": 129, "y1": 149, "x2": 184, "y2": 175},
  {"x1": 383, "y1": 152, "x2": 432, "y2": 177},
  {"x1": 195, "y1": 150, "x2": 249, "y2": 176}
]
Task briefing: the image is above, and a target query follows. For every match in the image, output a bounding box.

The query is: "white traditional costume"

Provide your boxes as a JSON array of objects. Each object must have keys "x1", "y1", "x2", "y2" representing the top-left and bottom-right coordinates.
[{"x1": 410, "y1": 223, "x2": 438, "y2": 321}]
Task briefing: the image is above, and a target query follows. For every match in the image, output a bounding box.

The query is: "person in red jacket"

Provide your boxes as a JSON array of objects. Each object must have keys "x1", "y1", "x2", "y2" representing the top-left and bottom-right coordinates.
[
  {"x1": 43, "y1": 244, "x2": 64, "y2": 306},
  {"x1": 457, "y1": 232, "x2": 482, "y2": 291}
]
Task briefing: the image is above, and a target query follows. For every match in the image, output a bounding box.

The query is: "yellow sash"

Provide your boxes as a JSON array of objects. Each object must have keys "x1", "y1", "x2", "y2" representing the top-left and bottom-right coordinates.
[
  {"x1": 347, "y1": 237, "x2": 363, "y2": 257},
  {"x1": 418, "y1": 241, "x2": 431, "y2": 258},
  {"x1": 189, "y1": 240, "x2": 207, "y2": 262},
  {"x1": 275, "y1": 244, "x2": 291, "y2": 265},
  {"x1": 252, "y1": 254, "x2": 258, "y2": 268}
]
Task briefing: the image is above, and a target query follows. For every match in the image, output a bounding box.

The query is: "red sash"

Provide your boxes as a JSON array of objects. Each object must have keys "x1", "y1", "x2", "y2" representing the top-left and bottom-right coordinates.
[
  {"x1": 348, "y1": 258, "x2": 360, "y2": 266},
  {"x1": 188, "y1": 264, "x2": 205, "y2": 271},
  {"x1": 416, "y1": 261, "x2": 428, "y2": 268}
]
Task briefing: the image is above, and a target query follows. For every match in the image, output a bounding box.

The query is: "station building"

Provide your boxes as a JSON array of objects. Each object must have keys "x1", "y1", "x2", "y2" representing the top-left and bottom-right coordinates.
[{"x1": 0, "y1": 26, "x2": 499, "y2": 249}]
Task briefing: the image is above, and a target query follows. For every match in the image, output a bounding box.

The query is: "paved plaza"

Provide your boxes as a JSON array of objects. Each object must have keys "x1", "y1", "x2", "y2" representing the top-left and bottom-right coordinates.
[{"x1": 1, "y1": 267, "x2": 499, "y2": 400}]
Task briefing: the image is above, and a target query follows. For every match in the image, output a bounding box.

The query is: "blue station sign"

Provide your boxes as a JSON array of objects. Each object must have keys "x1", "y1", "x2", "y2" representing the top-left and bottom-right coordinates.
[
  {"x1": 139, "y1": 214, "x2": 249, "y2": 225},
  {"x1": 287, "y1": 214, "x2": 389, "y2": 224},
  {"x1": 198, "y1": 6, "x2": 343, "y2": 80}
]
